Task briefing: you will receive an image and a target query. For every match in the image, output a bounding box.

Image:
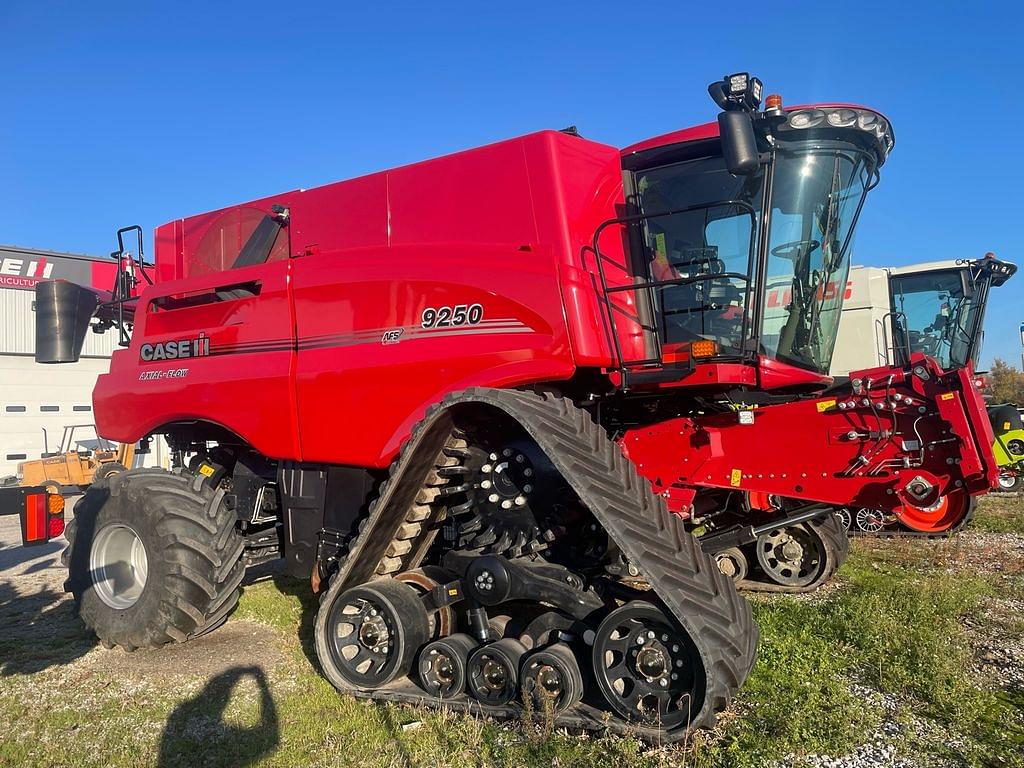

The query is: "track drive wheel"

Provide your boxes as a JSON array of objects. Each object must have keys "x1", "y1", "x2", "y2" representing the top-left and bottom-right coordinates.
[
  {"x1": 467, "y1": 638, "x2": 527, "y2": 706},
  {"x1": 592, "y1": 601, "x2": 703, "y2": 730},
  {"x1": 315, "y1": 578, "x2": 430, "y2": 690},
  {"x1": 65, "y1": 469, "x2": 245, "y2": 650},
  {"x1": 894, "y1": 492, "x2": 971, "y2": 533},
  {"x1": 418, "y1": 633, "x2": 477, "y2": 699},
  {"x1": 521, "y1": 642, "x2": 584, "y2": 714}
]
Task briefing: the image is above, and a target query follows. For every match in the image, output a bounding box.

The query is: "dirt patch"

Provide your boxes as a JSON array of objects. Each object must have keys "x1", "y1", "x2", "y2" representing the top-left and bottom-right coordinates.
[{"x1": 79, "y1": 619, "x2": 285, "y2": 681}]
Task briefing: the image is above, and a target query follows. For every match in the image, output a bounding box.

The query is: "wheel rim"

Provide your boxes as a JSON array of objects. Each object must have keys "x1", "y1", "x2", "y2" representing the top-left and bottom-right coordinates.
[
  {"x1": 997, "y1": 473, "x2": 1018, "y2": 491},
  {"x1": 327, "y1": 594, "x2": 400, "y2": 687},
  {"x1": 755, "y1": 525, "x2": 825, "y2": 587},
  {"x1": 90, "y1": 523, "x2": 149, "y2": 609},
  {"x1": 894, "y1": 493, "x2": 969, "y2": 532},
  {"x1": 836, "y1": 508, "x2": 852, "y2": 531},
  {"x1": 714, "y1": 547, "x2": 748, "y2": 582},
  {"x1": 855, "y1": 508, "x2": 886, "y2": 533},
  {"x1": 592, "y1": 602, "x2": 702, "y2": 729}
]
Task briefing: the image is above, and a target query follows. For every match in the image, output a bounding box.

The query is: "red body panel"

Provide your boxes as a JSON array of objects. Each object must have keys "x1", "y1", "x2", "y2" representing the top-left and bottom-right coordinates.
[
  {"x1": 93, "y1": 111, "x2": 996, "y2": 512},
  {"x1": 100, "y1": 131, "x2": 623, "y2": 466}
]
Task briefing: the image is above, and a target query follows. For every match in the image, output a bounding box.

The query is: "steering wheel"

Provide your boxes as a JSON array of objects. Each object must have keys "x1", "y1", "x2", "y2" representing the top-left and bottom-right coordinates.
[{"x1": 771, "y1": 239, "x2": 820, "y2": 261}]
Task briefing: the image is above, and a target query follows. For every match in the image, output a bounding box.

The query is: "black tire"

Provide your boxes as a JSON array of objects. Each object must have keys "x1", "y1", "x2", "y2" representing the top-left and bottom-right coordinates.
[
  {"x1": 65, "y1": 469, "x2": 245, "y2": 650},
  {"x1": 94, "y1": 462, "x2": 128, "y2": 481}
]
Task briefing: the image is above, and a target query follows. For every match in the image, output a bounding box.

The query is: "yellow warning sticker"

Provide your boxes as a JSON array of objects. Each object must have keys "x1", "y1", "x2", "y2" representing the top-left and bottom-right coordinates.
[
  {"x1": 940, "y1": 393, "x2": 955, "y2": 401},
  {"x1": 448, "y1": 588, "x2": 458, "y2": 596},
  {"x1": 198, "y1": 464, "x2": 215, "y2": 477},
  {"x1": 730, "y1": 469, "x2": 742, "y2": 487},
  {"x1": 816, "y1": 399, "x2": 837, "y2": 413},
  {"x1": 1004, "y1": 422, "x2": 1011, "y2": 431}
]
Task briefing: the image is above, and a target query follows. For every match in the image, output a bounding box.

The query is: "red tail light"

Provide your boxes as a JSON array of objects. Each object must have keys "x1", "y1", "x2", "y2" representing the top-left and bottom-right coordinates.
[
  {"x1": 21, "y1": 492, "x2": 48, "y2": 544},
  {"x1": 18, "y1": 489, "x2": 65, "y2": 546}
]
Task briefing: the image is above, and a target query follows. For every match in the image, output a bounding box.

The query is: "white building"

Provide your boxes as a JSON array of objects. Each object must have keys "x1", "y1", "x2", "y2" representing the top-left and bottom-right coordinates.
[{"x1": 0, "y1": 245, "x2": 120, "y2": 477}]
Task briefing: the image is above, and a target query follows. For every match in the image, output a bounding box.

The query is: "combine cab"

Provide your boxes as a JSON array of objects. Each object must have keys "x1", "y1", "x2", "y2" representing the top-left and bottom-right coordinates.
[
  {"x1": 833, "y1": 254, "x2": 1016, "y2": 532},
  {"x1": 31, "y1": 74, "x2": 998, "y2": 741}
]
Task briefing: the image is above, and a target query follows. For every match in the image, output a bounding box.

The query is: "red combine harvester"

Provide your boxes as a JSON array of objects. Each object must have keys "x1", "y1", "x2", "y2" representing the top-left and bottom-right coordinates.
[{"x1": 32, "y1": 74, "x2": 997, "y2": 741}]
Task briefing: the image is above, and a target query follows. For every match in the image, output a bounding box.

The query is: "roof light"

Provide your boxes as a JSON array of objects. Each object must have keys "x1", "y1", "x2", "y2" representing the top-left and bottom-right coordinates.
[
  {"x1": 764, "y1": 93, "x2": 783, "y2": 110},
  {"x1": 826, "y1": 108, "x2": 857, "y2": 127}
]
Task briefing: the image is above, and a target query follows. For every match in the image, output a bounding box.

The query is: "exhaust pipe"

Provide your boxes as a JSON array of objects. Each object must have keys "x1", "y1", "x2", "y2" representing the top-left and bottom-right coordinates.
[{"x1": 34, "y1": 280, "x2": 100, "y2": 364}]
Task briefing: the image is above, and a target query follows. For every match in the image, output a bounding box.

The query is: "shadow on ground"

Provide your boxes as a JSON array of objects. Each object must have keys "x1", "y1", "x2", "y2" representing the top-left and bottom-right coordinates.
[
  {"x1": 0, "y1": 578, "x2": 96, "y2": 675},
  {"x1": 157, "y1": 665, "x2": 279, "y2": 768}
]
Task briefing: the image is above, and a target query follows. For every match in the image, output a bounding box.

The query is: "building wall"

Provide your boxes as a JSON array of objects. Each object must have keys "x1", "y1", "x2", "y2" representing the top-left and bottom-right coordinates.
[{"x1": 0, "y1": 247, "x2": 142, "y2": 478}]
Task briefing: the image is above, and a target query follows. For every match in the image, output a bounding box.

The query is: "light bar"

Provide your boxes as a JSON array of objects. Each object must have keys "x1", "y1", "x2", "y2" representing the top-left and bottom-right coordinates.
[{"x1": 783, "y1": 107, "x2": 895, "y2": 157}]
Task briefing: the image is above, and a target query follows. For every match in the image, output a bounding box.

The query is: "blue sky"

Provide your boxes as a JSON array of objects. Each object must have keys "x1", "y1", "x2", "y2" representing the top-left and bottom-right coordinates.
[{"x1": 2, "y1": 1, "x2": 1021, "y2": 367}]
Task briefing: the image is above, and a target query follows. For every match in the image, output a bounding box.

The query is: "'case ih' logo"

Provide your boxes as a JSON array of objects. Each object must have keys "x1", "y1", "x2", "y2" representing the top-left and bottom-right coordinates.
[{"x1": 140, "y1": 333, "x2": 211, "y2": 362}]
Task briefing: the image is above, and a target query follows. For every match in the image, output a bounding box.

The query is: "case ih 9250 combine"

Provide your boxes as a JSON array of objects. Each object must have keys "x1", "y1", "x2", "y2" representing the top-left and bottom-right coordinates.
[
  {"x1": 24, "y1": 74, "x2": 999, "y2": 741},
  {"x1": 831, "y1": 255, "x2": 1016, "y2": 533}
]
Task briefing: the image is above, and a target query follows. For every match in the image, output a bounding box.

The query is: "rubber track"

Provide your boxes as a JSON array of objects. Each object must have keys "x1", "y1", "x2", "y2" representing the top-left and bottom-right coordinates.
[
  {"x1": 329, "y1": 387, "x2": 758, "y2": 733},
  {"x1": 736, "y1": 512, "x2": 850, "y2": 594}
]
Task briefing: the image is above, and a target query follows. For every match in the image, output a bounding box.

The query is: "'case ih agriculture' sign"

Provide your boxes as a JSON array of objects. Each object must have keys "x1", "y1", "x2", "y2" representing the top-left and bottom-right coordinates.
[{"x1": 0, "y1": 247, "x2": 114, "y2": 291}]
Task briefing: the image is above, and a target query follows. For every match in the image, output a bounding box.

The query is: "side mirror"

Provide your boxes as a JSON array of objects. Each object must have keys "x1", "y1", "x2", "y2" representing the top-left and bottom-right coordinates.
[{"x1": 718, "y1": 111, "x2": 759, "y2": 175}]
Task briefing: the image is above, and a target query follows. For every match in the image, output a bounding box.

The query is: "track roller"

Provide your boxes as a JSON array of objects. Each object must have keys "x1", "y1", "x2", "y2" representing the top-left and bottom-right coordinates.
[
  {"x1": 520, "y1": 642, "x2": 584, "y2": 714},
  {"x1": 592, "y1": 601, "x2": 702, "y2": 730},
  {"x1": 418, "y1": 633, "x2": 477, "y2": 699},
  {"x1": 754, "y1": 522, "x2": 827, "y2": 588},
  {"x1": 714, "y1": 547, "x2": 748, "y2": 583},
  {"x1": 467, "y1": 638, "x2": 527, "y2": 706},
  {"x1": 316, "y1": 578, "x2": 429, "y2": 690}
]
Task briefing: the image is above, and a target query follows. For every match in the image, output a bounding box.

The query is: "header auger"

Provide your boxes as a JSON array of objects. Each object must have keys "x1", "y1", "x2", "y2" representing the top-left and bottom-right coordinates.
[{"x1": 31, "y1": 73, "x2": 998, "y2": 741}]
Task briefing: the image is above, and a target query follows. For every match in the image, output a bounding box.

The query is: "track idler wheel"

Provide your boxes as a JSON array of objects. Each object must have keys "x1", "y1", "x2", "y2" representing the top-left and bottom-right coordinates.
[
  {"x1": 467, "y1": 638, "x2": 527, "y2": 706},
  {"x1": 317, "y1": 578, "x2": 429, "y2": 690},
  {"x1": 714, "y1": 547, "x2": 748, "y2": 583},
  {"x1": 755, "y1": 523, "x2": 827, "y2": 588},
  {"x1": 894, "y1": 492, "x2": 971, "y2": 533},
  {"x1": 592, "y1": 601, "x2": 703, "y2": 731},
  {"x1": 520, "y1": 642, "x2": 584, "y2": 714},
  {"x1": 418, "y1": 633, "x2": 477, "y2": 699}
]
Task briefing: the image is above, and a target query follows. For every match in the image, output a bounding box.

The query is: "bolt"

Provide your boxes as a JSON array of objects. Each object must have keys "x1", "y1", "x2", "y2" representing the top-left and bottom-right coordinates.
[
  {"x1": 672, "y1": 644, "x2": 679, "y2": 652},
  {"x1": 660, "y1": 679, "x2": 669, "y2": 688},
  {"x1": 515, "y1": 454, "x2": 525, "y2": 463},
  {"x1": 501, "y1": 500, "x2": 512, "y2": 509},
  {"x1": 676, "y1": 659, "x2": 684, "y2": 667},
  {"x1": 637, "y1": 636, "x2": 646, "y2": 645},
  {"x1": 503, "y1": 449, "x2": 512, "y2": 457},
  {"x1": 523, "y1": 484, "x2": 533, "y2": 493},
  {"x1": 481, "y1": 480, "x2": 492, "y2": 489},
  {"x1": 514, "y1": 495, "x2": 526, "y2": 506},
  {"x1": 524, "y1": 468, "x2": 534, "y2": 477},
  {"x1": 489, "y1": 453, "x2": 498, "y2": 461},
  {"x1": 647, "y1": 631, "x2": 655, "y2": 639},
  {"x1": 481, "y1": 464, "x2": 492, "y2": 473},
  {"x1": 488, "y1": 493, "x2": 499, "y2": 503}
]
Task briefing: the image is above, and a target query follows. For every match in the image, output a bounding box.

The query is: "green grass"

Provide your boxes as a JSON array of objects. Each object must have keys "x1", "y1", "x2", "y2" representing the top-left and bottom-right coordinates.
[
  {"x1": 971, "y1": 494, "x2": 1024, "y2": 534},
  {"x1": 2, "y1": 498, "x2": 1023, "y2": 767}
]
